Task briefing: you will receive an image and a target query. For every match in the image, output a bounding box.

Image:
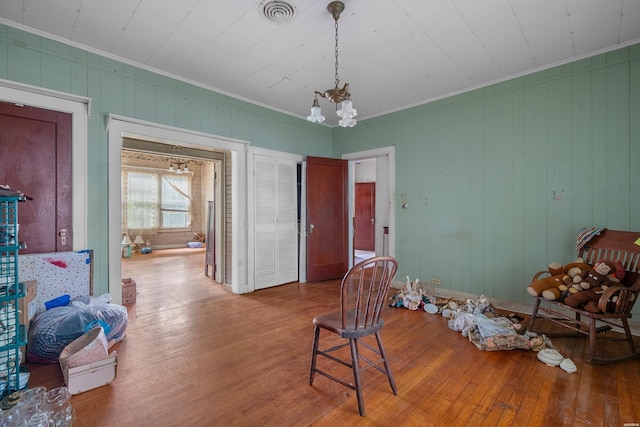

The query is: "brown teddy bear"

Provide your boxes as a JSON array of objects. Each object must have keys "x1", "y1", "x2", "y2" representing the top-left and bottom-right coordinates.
[
  {"x1": 527, "y1": 260, "x2": 592, "y2": 300},
  {"x1": 563, "y1": 260, "x2": 624, "y2": 313},
  {"x1": 556, "y1": 265, "x2": 590, "y2": 300}
]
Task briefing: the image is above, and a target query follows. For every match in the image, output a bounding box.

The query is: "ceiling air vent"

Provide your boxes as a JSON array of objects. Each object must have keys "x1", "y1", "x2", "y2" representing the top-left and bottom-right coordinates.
[{"x1": 259, "y1": 0, "x2": 297, "y2": 25}]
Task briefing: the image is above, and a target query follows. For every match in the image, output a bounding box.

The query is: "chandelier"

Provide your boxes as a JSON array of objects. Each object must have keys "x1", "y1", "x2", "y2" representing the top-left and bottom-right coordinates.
[
  {"x1": 168, "y1": 161, "x2": 189, "y2": 174},
  {"x1": 306, "y1": 1, "x2": 357, "y2": 128}
]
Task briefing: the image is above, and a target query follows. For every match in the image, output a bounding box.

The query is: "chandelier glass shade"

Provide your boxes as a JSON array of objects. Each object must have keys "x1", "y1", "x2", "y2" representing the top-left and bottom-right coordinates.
[
  {"x1": 306, "y1": 97, "x2": 325, "y2": 123},
  {"x1": 306, "y1": 1, "x2": 357, "y2": 128}
]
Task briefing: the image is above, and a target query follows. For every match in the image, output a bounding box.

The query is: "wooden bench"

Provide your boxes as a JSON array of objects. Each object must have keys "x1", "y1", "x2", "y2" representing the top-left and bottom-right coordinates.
[{"x1": 527, "y1": 229, "x2": 640, "y2": 364}]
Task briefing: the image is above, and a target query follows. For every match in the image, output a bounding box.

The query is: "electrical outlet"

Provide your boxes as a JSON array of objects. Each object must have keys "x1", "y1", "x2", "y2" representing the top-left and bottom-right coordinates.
[{"x1": 431, "y1": 278, "x2": 441, "y2": 285}]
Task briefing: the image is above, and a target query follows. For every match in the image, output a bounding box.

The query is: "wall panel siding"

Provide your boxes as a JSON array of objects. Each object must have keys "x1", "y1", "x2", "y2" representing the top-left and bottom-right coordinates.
[
  {"x1": 447, "y1": 105, "x2": 464, "y2": 294},
  {"x1": 8, "y1": 42, "x2": 41, "y2": 85},
  {"x1": 41, "y1": 54, "x2": 71, "y2": 92},
  {"x1": 631, "y1": 58, "x2": 640, "y2": 228},
  {"x1": 606, "y1": 63, "x2": 631, "y2": 229},
  {"x1": 591, "y1": 67, "x2": 608, "y2": 227},
  {"x1": 512, "y1": 89, "x2": 527, "y2": 302},
  {"x1": 481, "y1": 96, "x2": 496, "y2": 297},
  {"x1": 466, "y1": 99, "x2": 487, "y2": 297},
  {"x1": 521, "y1": 84, "x2": 549, "y2": 280},
  {"x1": 492, "y1": 92, "x2": 516, "y2": 300},
  {"x1": 570, "y1": 72, "x2": 594, "y2": 228},
  {"x1": 546, "y1": 77, "x2": 573, "y2": 259}
]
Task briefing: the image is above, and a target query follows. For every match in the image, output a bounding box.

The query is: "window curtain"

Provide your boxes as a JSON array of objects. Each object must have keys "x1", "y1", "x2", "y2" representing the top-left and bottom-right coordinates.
[
  {"x1": 162, "y1": 176, "x2": 193, "y2": 201},
  {"x1": 122, "y1": 170, "x2": 159, "y2": 235}
]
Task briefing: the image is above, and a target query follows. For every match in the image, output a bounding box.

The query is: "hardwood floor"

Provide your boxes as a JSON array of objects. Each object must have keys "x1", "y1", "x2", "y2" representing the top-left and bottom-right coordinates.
[{"x1": 25, "y1": 248, "x2": 640, "y2": 426}]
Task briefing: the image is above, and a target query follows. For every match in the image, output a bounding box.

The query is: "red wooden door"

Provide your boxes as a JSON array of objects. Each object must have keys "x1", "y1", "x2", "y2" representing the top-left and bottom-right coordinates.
[
  {"x1": 306, "y1": 156, "x2": 348, "y2": 282},
  {"x1": 0, "y1": 101, "x2": 72, "y2": 253},
  {"x1": 354, "y1": 182, "x2": 375, "y2": 250}
]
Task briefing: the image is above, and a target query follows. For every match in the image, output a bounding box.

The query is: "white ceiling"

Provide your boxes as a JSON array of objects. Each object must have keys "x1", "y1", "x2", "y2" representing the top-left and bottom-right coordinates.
[{"x1": 1, "y1": 0, "x2": 639, "y2": 127}]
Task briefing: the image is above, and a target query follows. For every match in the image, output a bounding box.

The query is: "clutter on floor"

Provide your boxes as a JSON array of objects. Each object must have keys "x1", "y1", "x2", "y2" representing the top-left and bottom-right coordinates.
[
  {"x1": 121, "y1": 278, "x2": 137, "y2": 304},
  {"x1": 59, "y1": 327, "x2": 118, "y2": 395},
  {"x1": 19, "y1": 294, "x2": 122, "y2": 409},
  {"x1": 27, "y1": 293, "x2": 127, "y2": 364},
  {"x1": 0, "y1": 385, "x2": 75, "y2": 426},
  {"x1": 389, "y1": 276, "x2": 576, "y2": 372}
]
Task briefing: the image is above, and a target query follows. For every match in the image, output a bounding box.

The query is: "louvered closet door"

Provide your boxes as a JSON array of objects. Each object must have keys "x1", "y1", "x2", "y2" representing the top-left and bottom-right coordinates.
[{"x1": 254, "y1": 154, "x2": 298, "y2": 289}]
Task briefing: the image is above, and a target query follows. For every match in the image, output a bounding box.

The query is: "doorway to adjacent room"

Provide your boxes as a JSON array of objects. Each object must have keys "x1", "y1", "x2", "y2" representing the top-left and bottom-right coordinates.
[{"x1": 120, "y1": 139, "x2": 225, "y2": 289}]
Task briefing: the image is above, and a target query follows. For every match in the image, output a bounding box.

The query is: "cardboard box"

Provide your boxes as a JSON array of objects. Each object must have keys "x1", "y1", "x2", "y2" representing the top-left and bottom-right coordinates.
[
  {"x1": 61, "y1": 352, "x2": 118, "y2": 395},
  {"x1": 19, "y1": 280, "x2": 37, "y2": 325},
  {"x1": 121, "y1": 278, "x2": 136, "y2": 304},
  {"x1": 19, "y1": 280, "x2": 37, "y2": 363}
]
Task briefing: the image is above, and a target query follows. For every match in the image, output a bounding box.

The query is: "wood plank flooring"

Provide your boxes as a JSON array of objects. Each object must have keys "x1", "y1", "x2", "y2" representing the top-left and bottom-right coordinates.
[{"x1": 25, "y1": 248, "x2": 640, "y2": 426}]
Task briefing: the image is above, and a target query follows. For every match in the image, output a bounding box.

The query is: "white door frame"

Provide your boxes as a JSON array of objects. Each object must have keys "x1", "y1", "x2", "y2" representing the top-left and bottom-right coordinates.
[{"x1": 107, "y1": 115, "x2": 250, "y2": 302}]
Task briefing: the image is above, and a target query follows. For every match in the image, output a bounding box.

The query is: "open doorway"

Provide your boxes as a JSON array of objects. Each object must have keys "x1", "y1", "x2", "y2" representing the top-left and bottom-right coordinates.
[
  {"x1": 108, "y1": 115, "x2": 250, "y2": 301},
  {"x1": 120, "y1": 139, "x2": 225, "y2": 285},
  {"x1": 343, "y1": 147, "x2": 395, "y2": 268},
  {"x1": 354, "y1": 159, "x2": 376, "y2": 265}
]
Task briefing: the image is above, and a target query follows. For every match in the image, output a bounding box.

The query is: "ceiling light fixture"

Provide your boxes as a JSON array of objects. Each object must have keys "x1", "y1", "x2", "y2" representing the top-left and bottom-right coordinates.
[
  {"x1": 307, "y1": 1, "x2": 357, "y2": 128},
  {"x1": 169, "y1": 161, "x2": 189, "y2": 174}
]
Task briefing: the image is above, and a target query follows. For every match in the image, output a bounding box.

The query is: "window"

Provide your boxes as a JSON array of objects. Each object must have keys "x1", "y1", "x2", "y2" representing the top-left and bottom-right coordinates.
[
  {"x1": 123, "y1": 168, "x2": 192, "y2": 232},
  {"x1": 161, "y1": 175, "x2": 191, "y2": 228}
]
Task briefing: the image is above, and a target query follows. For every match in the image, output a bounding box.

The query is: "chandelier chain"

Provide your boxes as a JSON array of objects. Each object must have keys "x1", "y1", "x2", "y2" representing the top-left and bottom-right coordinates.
[
  {"x1": 334, "y1": 18, "x2": 340, "y2": 88},
  {"x1": 307, "y1": 2, "x2": 356, "y2": 127}
]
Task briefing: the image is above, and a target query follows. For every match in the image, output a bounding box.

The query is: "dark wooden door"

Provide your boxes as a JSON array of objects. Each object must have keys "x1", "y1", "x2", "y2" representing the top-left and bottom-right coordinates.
[
  {"x1": 355, "y1": 182, "x2": 375, "y2": 250},
  {"x1": 0, "y1": 101, "x2": 72, "y2": 253},
  {"x1": 306, "y1": 156, "x2": 348, "y2": 282}
]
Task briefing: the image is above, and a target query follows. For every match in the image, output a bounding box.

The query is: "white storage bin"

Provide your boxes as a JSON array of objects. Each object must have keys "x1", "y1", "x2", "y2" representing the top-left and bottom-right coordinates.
[{"x1": 60, "y1": 352, "x2": 117, "y2": 395}]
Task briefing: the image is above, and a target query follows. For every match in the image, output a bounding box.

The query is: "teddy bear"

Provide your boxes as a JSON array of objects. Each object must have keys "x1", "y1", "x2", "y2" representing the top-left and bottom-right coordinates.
[
  {"x1": 563, "y1": 260, "x2": 625, "y2": 313},
  {"x1": 554, "y1": 265, "x2": 590, "y2": 300},
  {"x1": 527, "y1": 260, "x2": 592, "y2": 300}
]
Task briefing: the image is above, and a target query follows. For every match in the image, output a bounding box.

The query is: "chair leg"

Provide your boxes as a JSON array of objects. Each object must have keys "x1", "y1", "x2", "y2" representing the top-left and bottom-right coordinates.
[
  {"x1": 309, "y1": 326, "x2": 320, "y2": 385},
  {"x1": 621, "y1": 319, "x2": 637, "y2": 353},
  {"x1": 527, "y1": 297, "x2": 541, "y2": 330},
  {"x1": 588, "y1": 318, "x2": 597, "y2": 361},
  {"x1": 575, "y1": 312, "x2": 582, "y2": 330},
  {"x1": 375, "y1": 332, "x2": 397, "y2": 395},
  {"x1": 349, "y1": 338, "x2": 365, "y2": 416}
]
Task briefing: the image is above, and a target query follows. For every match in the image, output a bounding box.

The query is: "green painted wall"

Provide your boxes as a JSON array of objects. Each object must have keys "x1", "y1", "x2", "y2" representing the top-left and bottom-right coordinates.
[
  {"x1": 2, "y1": 22, "x2": 639, "y2": 317},
  {"x1": 0, "y1": 24, "x2": 332, "y2": 295},
  {"x1": 334, "y1": 44, "x2": 640, "y2": 315}
]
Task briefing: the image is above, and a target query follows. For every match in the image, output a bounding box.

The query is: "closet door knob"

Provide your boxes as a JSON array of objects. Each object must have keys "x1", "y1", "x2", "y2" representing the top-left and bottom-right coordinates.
[{"x1": 59, "y1": 228, "x2": 68, "y2": 246}]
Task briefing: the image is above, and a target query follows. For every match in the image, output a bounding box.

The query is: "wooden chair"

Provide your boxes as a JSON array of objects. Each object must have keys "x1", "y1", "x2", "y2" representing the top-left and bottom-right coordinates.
[
  {"x1": 527, "y1": 229, "x2": 640, "y2": 364},
  {"x1": 309, "y1": 256, "x2": 398, "y2": 416}
]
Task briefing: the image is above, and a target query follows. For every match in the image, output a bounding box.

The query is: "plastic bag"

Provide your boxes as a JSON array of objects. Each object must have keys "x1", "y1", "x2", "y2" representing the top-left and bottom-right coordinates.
[{"x1": 27, "y1": 294, "x2": 128, "y2": 363}]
